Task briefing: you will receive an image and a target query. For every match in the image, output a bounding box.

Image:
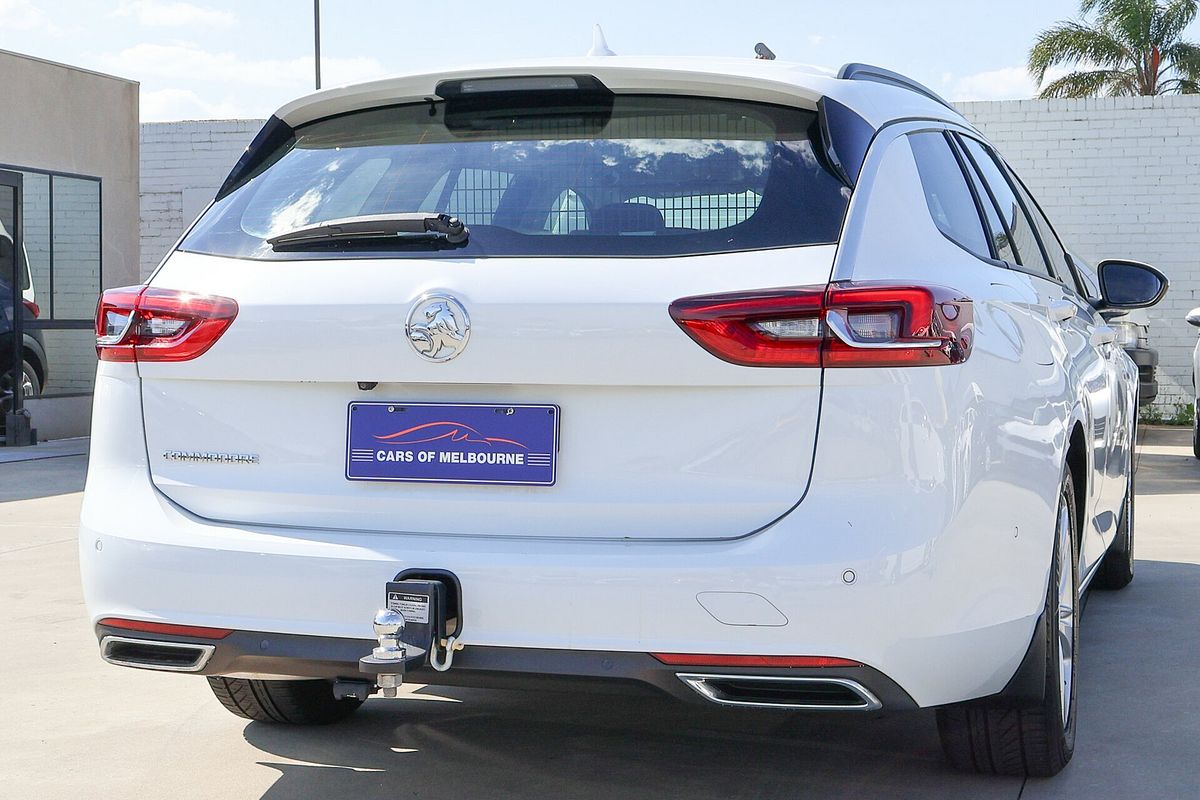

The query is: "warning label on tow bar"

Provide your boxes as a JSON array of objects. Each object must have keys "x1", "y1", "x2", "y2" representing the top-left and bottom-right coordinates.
[{"x1": 387, "y1": 591, "x2": 431, "y2": 624}]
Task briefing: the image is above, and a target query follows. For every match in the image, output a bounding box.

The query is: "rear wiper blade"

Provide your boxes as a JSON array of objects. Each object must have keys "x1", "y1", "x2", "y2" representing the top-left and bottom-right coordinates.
[{"x1": 267, "y1": 213, "x2": 469, "y2": 249}]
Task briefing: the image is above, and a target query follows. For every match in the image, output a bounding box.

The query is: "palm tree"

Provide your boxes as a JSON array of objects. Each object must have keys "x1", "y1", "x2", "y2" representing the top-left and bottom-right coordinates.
[{"x1": 1029, "y1": 0, "x2": 1200, "y2": 97}]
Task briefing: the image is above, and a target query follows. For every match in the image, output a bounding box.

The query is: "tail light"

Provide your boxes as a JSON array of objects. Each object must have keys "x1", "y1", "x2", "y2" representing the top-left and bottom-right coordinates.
[
  {"x1": 22, "y1": 299, "x2": 40, "y2": 319},
  {"x1": 669, "y1": 282, "x2": 972, "y2": 368},
  {"x1": 651, "y1": 653, "x2": 862, "y2": 668},
  {"x1": 98, "y1": 617, "x2": 232, "y2": 639},
  {"x1": 95, "y1": 286, "x2": 238, "y2": 363}
]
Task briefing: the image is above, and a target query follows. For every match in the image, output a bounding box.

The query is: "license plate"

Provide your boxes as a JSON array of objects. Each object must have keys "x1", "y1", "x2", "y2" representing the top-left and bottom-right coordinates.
[{"x1": 346, "y1": 402, "x2": 558, "y2": 486}]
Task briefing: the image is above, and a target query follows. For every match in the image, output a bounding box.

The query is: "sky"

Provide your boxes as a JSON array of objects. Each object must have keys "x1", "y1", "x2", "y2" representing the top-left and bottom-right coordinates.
[{"x1": 2, "y1": 0, "x2": 1197, "y2": 122}]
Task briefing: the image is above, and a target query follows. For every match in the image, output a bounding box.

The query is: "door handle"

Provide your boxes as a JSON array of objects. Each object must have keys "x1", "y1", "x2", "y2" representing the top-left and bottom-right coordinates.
[
  {"x1": 1049, "y1": 299, "x2": 1077, "y2": 323},
  {"x1": 1091, "y1": 324, "x2": 1117, "y2": 346}
]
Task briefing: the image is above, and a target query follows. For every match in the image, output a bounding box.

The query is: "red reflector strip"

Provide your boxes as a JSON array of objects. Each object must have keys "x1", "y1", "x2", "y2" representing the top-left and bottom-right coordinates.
[
  {"x1": 98, "y1": 618, "x2": 233, "y2": 640},
  {"x1": 651, "y1": 653, "x2": 862, "y2": 668}
]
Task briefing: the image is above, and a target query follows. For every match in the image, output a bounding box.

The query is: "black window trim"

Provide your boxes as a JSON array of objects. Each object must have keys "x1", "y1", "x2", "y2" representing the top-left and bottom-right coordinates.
[
  {"x1": 953, "y1": 133, "x2": 1074, "y2": 288},
  {"x1": 951, "y1": 133, "x2": 1026, "y2": 268},
  {"x1": 941, "y1": 131, "x2": 1006, "y2": 265},
  {"x1": 991, "y1": 155, "x2": 1063, "y2": 285},
  {"x1": 1000, "y1": 160, "x2": 1092, "y2": 299}
]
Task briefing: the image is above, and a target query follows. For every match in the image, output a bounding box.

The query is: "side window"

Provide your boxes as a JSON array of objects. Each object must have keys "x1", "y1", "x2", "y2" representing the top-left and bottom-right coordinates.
[
  {"x1": 951, "y1": 136, "x2": 1015, "y2": 264},
  {"x1": 1003, "y1": 164, "x2": 1077, "y2": 288},
  {"x1": 957, "y1": 136, "x2": 1053, "y2": 279},
  {"x1": 907, "y1": 132, "x2": 991, "y2": 260}
]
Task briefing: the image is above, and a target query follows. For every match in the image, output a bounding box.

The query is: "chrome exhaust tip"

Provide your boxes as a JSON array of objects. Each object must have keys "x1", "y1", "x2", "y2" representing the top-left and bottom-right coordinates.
[
  {"x1": 100, "y1": 636, "x2": 215, "y2": 673},
  {"x1": 677, "y1": 673, "x2": 882, "y2": 711}
]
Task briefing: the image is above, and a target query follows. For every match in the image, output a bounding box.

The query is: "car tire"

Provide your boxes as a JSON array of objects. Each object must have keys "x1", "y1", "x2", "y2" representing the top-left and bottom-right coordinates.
[
  {"x1": 207, "y1": 676, "x2": 364, "y2": 724},
  {"x1": 936, "y1": 468, "x2": 1079, "y2": 777},
  {"x1": 1094, "y1": 464, "x2": 1134, "y2": 591},
  {"x1": 1, "y1": 359, "x2": 40, "y2": 421}
]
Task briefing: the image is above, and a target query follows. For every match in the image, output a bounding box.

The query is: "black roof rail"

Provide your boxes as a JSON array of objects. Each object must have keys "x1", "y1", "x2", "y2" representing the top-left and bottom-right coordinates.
[{"x1": 837, "y1": 63, "x2": 956, "y2": 112}]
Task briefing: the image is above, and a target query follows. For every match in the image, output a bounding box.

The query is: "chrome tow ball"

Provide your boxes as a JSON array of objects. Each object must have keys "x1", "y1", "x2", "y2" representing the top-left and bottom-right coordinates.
[{"x1": 359, "y1": 609, "x2": 406, "y2": 697}]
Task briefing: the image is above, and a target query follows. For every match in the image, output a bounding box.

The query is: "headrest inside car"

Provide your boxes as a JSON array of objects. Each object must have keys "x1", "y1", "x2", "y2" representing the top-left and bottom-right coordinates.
[{"x1": 589, "y1": 202, "x2": 666, "y2": 235}]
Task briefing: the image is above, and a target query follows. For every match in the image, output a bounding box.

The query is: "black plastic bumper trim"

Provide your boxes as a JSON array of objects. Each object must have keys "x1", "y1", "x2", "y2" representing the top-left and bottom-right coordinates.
[{"x1": 93, "y1": 624, "x2": 918, "y2": 711}]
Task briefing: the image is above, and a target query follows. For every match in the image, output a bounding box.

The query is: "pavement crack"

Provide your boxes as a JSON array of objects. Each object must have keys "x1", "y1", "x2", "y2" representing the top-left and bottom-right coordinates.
[{"x1": 0, "y1": 537, "x2": 76, "y2": 557}]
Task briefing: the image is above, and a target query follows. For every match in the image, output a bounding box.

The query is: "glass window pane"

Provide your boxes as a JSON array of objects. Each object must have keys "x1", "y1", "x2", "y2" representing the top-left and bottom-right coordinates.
[
  {"x1": 19, "y1": 172, "x2": 51, "y2": 314},
  {"x1": 958, "y1": 137, "x2": 1052, "y2": 278},
  {"x1": 908, "y1": 132, "x2": 990, "y2": 260},
  {"x1": 181, "y1": 96, "x2": 852, "y2": 260},
  {"x1": 50, "y1": 176, "x2": 101, "y2": 320},
  {"x1": 1004, "y1": 165, "x2": 1071, "y2": 285}
]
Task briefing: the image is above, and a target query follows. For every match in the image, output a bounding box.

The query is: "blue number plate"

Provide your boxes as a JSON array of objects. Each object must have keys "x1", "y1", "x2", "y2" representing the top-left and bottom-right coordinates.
[{"x1": 346, "y1": 402, "x2": 558, "y2": 486}]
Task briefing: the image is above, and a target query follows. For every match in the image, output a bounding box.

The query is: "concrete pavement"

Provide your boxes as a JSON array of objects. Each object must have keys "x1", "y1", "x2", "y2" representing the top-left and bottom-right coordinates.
[{"x1": 1, "y1": 429, "x2": 1197, "y2": 799}]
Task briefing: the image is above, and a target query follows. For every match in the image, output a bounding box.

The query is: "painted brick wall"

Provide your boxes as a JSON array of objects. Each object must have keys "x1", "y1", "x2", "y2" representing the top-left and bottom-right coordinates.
[
  {"x1": 139, "y1": 119, "x2": 263, "y2": 279},
  {"x1": 139, "y1": 100, "x2": 1200, "y2": 411},
  {"x1": 959, "y1": 95, "x2": 1200, "y2": 412}
]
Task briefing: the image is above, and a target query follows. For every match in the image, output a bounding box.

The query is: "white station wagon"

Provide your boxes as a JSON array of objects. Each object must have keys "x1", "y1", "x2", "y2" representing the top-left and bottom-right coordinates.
[{"x1": 81, "y1": 55, "x2": 1166, "y2": 777}]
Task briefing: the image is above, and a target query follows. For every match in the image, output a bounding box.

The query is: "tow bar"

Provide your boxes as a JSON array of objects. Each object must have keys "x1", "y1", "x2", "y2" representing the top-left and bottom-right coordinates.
[{"x1": 358, "y1": 574, "x2": 464, "y2": 697}]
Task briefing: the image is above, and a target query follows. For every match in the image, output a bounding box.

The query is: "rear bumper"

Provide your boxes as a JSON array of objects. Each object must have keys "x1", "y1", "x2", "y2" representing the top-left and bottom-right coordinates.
[
  {"x1": 80, "y1": 474, "x2": 1042, "y2": 709},
  {"x1": 80, "y1": 362, "x2": 1055, "y2": 710},
  {"x1": 91, "y1": 623, "x2": 919, "y2": 710}
]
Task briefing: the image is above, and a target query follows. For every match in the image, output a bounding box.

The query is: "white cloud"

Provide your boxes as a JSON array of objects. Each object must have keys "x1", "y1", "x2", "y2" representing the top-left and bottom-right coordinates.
[
  {"x1": 943, "y1": 65, "x2": 1081, "y2": 102},
  {"x1": 98, "y1": 42, "x2": 387, "y2": 90},
  {"x1": 112, "y1": 1, "x2": 235, "y2": 28},
  {"x1": 0, "y1": 0, "x2": 68, "y2": 34},
  {"x1": 945, "y1": 66, "x2": 1037, "y2": 101},
  {"x1": 139, "y1": 88, "x2": 251, "y2": 122},
  {"x1": 807, "y1": 34, "x2": 826, "y2": 46}
]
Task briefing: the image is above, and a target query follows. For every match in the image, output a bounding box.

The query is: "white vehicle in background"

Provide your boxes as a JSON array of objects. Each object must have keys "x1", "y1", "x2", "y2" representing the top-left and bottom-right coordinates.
[
  {"x1": 80, "y1": 55, "x2": 1166, "y2": 777},
  {"x1": 1187, "y1": 308, "x2": 1200, "y2": 456}
]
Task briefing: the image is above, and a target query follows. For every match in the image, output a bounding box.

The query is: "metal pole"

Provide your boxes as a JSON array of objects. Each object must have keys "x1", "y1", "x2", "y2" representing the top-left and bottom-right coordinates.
[{"x1": 314, "y1": 0, "x2": 322, "y2": 90}]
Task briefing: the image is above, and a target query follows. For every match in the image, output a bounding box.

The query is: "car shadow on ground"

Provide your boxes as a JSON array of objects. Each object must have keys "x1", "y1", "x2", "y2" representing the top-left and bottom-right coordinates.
[
  {"x1": 241, "y1": 560, "x2": 1200, "y2": 800},
  {"x1": 0, "y1": 454, "x2": 87, "y2": 502},
  {"x1": 1132, "y1": 425, "x2": 1200, "y2": 496}
]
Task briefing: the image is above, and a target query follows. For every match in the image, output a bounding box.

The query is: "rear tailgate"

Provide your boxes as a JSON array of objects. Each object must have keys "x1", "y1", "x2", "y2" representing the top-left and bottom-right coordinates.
[{"x1": 140, "y1": 247, "x2": 833, "y2": 539}]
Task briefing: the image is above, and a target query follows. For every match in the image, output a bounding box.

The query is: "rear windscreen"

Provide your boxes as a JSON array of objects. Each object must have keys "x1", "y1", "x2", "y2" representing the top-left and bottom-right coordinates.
[{"x1": 180, "y1": 95, "x2": 851, "y2": 260}]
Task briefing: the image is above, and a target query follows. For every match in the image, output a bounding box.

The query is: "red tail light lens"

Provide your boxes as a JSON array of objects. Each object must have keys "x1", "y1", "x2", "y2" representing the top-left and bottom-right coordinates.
[
  {"x1": 96, "y1": 286, "x2": 238, "y2": 363},
  {"x1": 651, "y1": 653, "x2": 862, "y2": 668},
  {"x1": 667, "y1": 288, "x2": 825, "y2": 367},
  {"x1": 669, "y1": 282, "x2": 972, "y2": 368},
  {"x1": 98, "y1": 617, "x2": 233, "y2": 639},
  {"x1": 22, "y1": 299, "x2": 40, "y2": 319}
]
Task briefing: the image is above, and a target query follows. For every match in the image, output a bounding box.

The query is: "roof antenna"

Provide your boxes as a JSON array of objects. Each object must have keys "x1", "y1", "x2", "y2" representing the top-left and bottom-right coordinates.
[
  {"x1": 754, "y1": 43, "x2": 776, "y2": 60},
  {"x1": 588, "y1": 24, "x2": 616, "y2": 57}
]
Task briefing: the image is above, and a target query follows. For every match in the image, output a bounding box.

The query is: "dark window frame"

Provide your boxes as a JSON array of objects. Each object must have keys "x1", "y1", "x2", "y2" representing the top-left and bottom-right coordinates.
[
  {"x1": 1000, "y1": 161, "x2": 1092, "y2": 299},
  {"x1": 952, "y1": 135, "x2": 1026, "y2": 269},
  {"x1": 952, "y1": 135, "x2": 1068, "y2": 285},
  {"x1": 0, "y1": 160, "x2": 103, "y2": 326}
]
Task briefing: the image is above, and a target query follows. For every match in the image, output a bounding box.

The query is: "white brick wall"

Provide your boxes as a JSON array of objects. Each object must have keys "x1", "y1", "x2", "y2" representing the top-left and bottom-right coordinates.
[
  {"x1": 139, "y1": 120, "x2": 263, "y2": 278},
  {"x1": 959, "y1": 95, "x2": 1200, "y2": 412},
  {"x1": 139, "y1": 100, "x2": 1200, "y2": 411}
]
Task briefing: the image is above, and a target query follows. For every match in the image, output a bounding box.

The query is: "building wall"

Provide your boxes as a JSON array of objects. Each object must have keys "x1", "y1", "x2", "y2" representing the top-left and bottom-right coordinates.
[
  {"x1": 139, "y1": 120, "x2": 262, "y2": 278},
  {"x1": 1, "y1": 49, "x2": 139, "y2": 438},
  {"x1": 138, "y1": 99, "x2": 1200, "y2": 411},
  {"x1": 959, "y1": 95, "x2": 1200, "y2": 412},
  {"x1": 0, "y1": 49, "x2": 139, "y2": 290}
]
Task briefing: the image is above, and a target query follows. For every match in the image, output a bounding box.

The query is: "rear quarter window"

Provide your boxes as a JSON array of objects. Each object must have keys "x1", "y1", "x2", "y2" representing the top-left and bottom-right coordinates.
[{"x1": 908, "y1": 131, "x2": 991, "y2": 260}]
